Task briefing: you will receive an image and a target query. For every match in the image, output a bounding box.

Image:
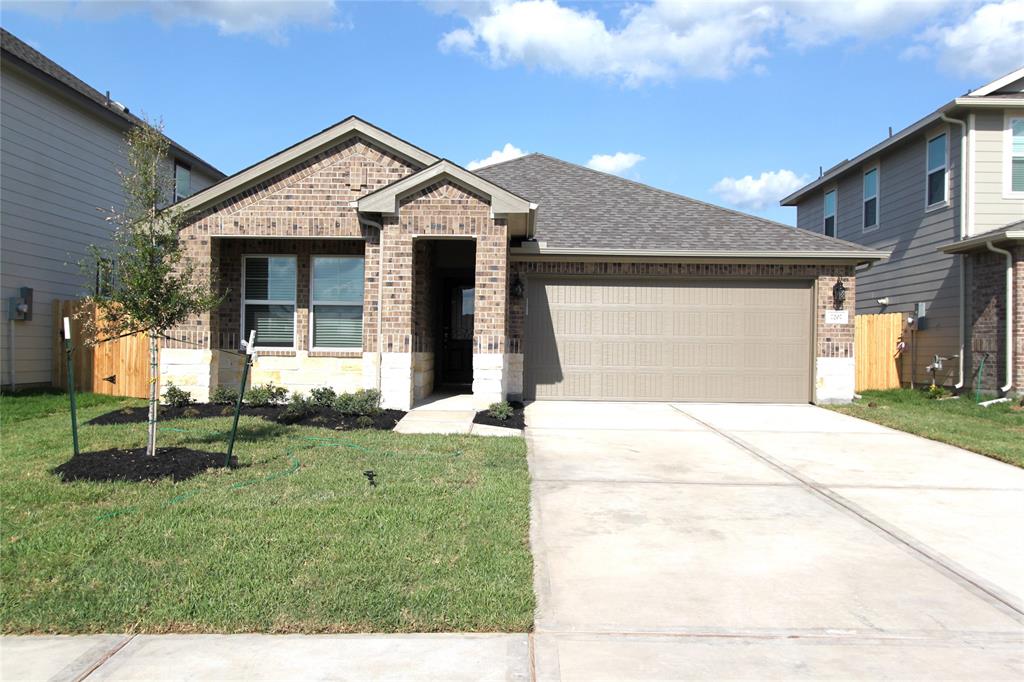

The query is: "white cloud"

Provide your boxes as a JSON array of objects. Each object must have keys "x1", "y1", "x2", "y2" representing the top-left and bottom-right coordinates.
[
  {"x1": 466, "y1": 142, "x2": 526, "y2": 170},
  {"x1": 6, "y1": 0, "x2": 341, "y2": 44},
  {"x1": 712, "y1": 169, "x2": 810, "y2": 211},
  {"x1": 585, "y1": 152, "x2": 645, "y2": 175},
  {"x1": 903, "y1": 1, "x2": 1024, "y2": 78},
  {"x1": 437, "y1": 0, "x2": 993, "y2": 84}
]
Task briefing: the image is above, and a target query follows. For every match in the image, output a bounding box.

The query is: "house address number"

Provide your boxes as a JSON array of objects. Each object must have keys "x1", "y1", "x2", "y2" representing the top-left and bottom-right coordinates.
[{"x1": 824, "y1": 310, "x2": 849, "y2": 325}]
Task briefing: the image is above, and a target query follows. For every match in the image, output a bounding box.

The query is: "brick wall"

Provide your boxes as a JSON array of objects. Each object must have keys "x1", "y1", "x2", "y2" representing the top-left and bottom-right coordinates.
[
  {"x1": 412, "y1": 240, "x2": 434, "y2": 353},
  {"x1": 968, "y1": 245, "x2": 1023, "y2": 393},
  {"x1": 380, "y1": 180, "x2": 508, "y2": 355},
  {"x1": 508, "y1": 260, "x2": 856, "y2": 359}
]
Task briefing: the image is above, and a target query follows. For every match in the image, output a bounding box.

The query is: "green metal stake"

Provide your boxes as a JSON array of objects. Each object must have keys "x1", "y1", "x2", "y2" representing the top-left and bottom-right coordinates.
[
  {"x1": 63, "y1": 317, "x2": 80, "y2": 457},
  {"x1": 225, "y1": 330, "x2": 256, "y2": 467}
]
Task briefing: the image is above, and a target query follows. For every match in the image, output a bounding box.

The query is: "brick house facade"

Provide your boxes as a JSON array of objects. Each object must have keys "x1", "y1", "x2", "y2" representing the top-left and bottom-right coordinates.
[
  {"x1": 162, "y1": 117, "x2": 884, "y2": 409},
  {"x1": 963, "y1": 243, "x2": 1024, "y2": 393}
]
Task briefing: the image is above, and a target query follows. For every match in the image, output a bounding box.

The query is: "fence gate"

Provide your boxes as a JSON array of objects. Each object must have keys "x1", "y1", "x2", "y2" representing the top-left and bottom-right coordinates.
[
  {"x1": 855, "y1": 312, "x2": 903, "y2": 392},
  {"x1": 51, "y1": 300, "x2": 157, "y2": 399}
]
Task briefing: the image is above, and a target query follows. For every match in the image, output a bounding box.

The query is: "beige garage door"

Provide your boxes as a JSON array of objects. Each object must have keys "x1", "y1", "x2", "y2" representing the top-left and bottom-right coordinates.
[{"x1": 524, "y1": 279, "x2": 813, "y2": 403}]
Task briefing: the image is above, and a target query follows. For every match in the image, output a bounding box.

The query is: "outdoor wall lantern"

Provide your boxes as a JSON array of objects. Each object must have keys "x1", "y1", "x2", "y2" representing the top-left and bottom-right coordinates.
[
  {"x1": 832, "y1": 278, "x2": 847, "y2": 310},
  {"x1": 510, "y1": 274, "x2": 525, "y2": 299}
]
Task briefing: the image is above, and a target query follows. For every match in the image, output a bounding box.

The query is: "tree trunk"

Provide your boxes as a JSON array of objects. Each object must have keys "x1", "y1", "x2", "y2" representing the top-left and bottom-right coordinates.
[{"x1": 147, "y1": 330, "x2": 158, "y2": 457}]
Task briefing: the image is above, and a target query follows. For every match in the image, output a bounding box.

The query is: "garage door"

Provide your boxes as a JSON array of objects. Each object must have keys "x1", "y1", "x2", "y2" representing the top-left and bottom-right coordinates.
[{"x1": 524, "y1": 279, "x2": 812, "y2": 403}]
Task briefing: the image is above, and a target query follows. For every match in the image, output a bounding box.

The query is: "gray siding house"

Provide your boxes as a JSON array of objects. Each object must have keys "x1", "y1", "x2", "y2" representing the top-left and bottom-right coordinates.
[
  {"x1": 0, "y1": 29, "x2": 223, "y2": 388},
  {"x1": 783, "y1": 67, "x2": 1024, "y2": 395}
]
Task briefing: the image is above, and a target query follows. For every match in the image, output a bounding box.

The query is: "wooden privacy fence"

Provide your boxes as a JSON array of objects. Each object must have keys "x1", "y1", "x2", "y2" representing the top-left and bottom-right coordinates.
[
  {"x1": 51, "y1": 300, "x2": 157, "y2": 398},
  {"x1": 855, "y1": 312, "x2": 903, "y2": 392}
]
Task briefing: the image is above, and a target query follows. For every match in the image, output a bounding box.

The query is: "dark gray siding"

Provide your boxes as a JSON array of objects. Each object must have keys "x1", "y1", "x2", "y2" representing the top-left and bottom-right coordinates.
[
  {"x1": 0, "y1": 64, "x2": 218, "y2": 386},
  {"x1": 795, "y1": 123, "x2": 963, "y2": 386}
]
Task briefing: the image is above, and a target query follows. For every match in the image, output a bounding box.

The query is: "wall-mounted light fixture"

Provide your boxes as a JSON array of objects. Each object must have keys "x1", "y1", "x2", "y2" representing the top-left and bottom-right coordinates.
[
  {"x1": 832, "y1": 278, "x2": 847, "y2": 310},
  {"x1": 510, "y1": 273, "x2": 525, "y2": 299}
]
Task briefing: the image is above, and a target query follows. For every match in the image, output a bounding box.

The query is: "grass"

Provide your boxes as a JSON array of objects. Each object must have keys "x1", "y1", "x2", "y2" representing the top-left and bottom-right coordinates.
[
  {"x1": 829, "y1": 388, "x2": 1024, "y2": 468},
  {"x1": 0, "y1": 392, "x2": 534, "y2": 634}
]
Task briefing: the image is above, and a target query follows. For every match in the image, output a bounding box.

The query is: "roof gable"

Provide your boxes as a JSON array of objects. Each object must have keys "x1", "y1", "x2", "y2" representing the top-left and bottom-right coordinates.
[
  {"x1": 969, "y1": 67, "x2": 1024, "y2": 97},
  {"x1": 357, "y1": 160, "x2": 532, "y2": 215},
  {"x1": 174, "y1": 117, "x2": 438, "y2": 213}
]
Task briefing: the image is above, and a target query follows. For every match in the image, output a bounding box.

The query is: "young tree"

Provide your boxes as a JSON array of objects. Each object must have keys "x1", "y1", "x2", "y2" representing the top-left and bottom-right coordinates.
[{"x1": 83, "y1": 119, "x2": 221, "y2": 456}]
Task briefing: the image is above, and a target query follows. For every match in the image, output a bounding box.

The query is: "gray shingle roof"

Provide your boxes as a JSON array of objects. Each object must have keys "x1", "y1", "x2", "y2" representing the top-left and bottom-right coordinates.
[
  {"x1": 475, "y1": 153, "x2": 880, "y2": 256},
  {"x1": 1, "y1": 28, "x2": 223, "y2": 179}
]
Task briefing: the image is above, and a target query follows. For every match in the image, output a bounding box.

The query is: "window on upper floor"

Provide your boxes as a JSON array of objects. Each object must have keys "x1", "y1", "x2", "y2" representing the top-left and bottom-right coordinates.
[
  {"x1": 310, "y1": 256, "x2": 365, "y2": 350},
  {"x1": 823, "y1": 189, "x2": 837, "y2": 237},
  {"x1": 863, "y1": 167, "x2": 879, "y2": 230},
  {"x1": 174, "y1": 161, "x2": 192, "y2": 202},
  {"x1": 1009, "y1": 117, "x2": 1024, "y2": 195},
  {"x1": 926, "y1": 133, "x2": 947, "y2": 208},
  {"x1": 243, "y1": 256, "x2": 296, "y2": 349}
]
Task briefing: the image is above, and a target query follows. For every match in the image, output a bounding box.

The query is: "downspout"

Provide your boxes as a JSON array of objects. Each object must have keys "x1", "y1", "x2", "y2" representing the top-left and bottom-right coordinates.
[
  {"x1": 358, "y1": 214, "x2": 385, "y2": 391},
  {"x1": 941, "y1": 113, "x2": 968, "y2": 389},
  {"x1": 985, "y1": 240, "x2": 1014, "y2": 395}
]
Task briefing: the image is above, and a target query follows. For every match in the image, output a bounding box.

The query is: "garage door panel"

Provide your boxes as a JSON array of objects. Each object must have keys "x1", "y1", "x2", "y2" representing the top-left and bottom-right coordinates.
[{"x1": 524, "y1": 279, "x2": 812, "y2": 403}]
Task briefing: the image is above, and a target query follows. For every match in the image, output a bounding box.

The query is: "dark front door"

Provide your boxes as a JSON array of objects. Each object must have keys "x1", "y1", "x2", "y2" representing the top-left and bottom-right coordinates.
[{"x1": 440, "y1": 279, "x2": 474, "y2": 386}]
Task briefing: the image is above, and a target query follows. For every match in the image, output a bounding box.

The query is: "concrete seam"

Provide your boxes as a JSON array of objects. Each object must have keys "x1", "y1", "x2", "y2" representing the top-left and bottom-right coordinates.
[
  {"x1": 531, "y1": 628, "x2": 1024, "y2": 645},
  {"x1": 670, "y1": 405, "x2": 1024, "y2": 623},
  {"x1": 73, "y1": 634, "x2": 135, "y2": 682},
  {"x1": 527, "y1": 631, "x2": 537, "y2": 682}
]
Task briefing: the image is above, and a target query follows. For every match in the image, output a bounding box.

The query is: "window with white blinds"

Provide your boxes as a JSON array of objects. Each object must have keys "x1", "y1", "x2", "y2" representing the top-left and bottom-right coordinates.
[
  {"x1": 1010, "y1": 117, "x2": 1024, "y2": 194},
  {"x1": 243, "y1": 256, "x2": 296, "y2": 348},
  {"x1": 823, "y1": 189, "x2": 837, "y2": 237},
  {"x1": 310, "y1": 256, "x2": 364, "y2": 350},
  {"x1": 863, "y1": 167, "x2": 879, "y2": 230},
  {"x1": 926, "y1": 133, "x2": 947, "y2": 207}
]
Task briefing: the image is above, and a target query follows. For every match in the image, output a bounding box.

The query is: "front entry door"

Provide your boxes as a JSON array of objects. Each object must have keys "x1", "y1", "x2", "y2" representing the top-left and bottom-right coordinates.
[{"x1": 440, "y1": 280, "x2": 474, "y2": 386}]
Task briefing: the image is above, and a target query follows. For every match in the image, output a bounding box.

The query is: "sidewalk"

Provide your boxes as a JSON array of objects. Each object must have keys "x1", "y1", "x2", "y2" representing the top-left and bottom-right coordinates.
[{"x1": 0, "y1": 634, "x2": 530, "y2": 682}]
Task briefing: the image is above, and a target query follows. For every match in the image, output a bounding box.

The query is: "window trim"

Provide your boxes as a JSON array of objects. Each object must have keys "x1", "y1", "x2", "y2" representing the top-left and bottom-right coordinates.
[
  {"x1": 862, "y1": 164, "x2": 880, "y2": 232},
  {"x1": 925, "y1": 131, "x2": 949, "y2": 210},
  {"x1": 1004, "y1": 113, "x2": 1024, "y2": 198},
  {"x1": 241, "y1": 254, "x2": 297, "y2": 351},
  {"x1": 308, "y1": 254, "x2": 365, "y2": 352},
  {"x1": 174, "y1": 160, "x2": 192, "y2": 202},
  {"x1": 822, "y1": 188, "x2": 837, "y2": 237}
]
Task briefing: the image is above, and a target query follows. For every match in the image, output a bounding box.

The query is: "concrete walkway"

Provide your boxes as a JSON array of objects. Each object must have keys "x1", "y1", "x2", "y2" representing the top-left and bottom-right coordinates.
[
  {"x1": 527, "y1": 401, "x2": 1024, "y2": 680},
  {"x1": 394, "y1": 393, "x2": 521, "y2": 436},
  {"x1": 0, "y1": 634, "x2": 529, "y2": 681}
]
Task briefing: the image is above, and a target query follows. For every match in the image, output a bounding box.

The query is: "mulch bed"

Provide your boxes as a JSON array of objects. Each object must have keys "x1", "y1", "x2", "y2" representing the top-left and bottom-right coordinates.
[
  {"x1": 86, "y1": 404, "x2": 406, "y2": 431},
  {"x1": 52, "y1": 447, "x2": 236, "y2": 483},
  {"x1": 473, "y1": 402, "x2": 526, "y2": 429}
]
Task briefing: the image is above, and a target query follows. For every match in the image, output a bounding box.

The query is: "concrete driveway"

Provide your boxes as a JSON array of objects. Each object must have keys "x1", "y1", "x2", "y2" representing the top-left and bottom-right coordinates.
[{"x1": 526, "y1": 402, "x2": 1024, "y2": 681}]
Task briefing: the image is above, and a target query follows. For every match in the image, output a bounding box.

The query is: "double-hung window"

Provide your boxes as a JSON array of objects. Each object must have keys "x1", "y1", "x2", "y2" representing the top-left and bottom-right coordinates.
[
  {"x1": 174, "y1": 161, "x2": 192, "y2": 202},
  {"x1": 863, "y1": 167, "x2": 879, "y2": 230},
  {"x1": 823, "y1": 189, "x2": 837, "y2": 237},
  {"x1": 310, "y1": 256, "x2": 364, "y2": 350},
  {"x1": 243, "y1": 256, "x2": 296, "y2": 348},
  {"x1": 1009, "y1": 117, "x2": 1024, "y2": 195},
  {"x1": 926, "y1": 133, "x2": 947, "y2": 207}
]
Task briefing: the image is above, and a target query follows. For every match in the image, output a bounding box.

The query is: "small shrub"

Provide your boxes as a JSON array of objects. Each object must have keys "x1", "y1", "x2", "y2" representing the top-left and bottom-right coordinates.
[
  {"x1": 181, "y1": 406, "x2": 201, "y2": 419},
  {"x1": 245, "y1": 382, "x2": 288, "y2": 407},
  {"x1": 355, "y1": 415, "x2": 375, "y2": 429},
  {"x1": 162, "y1": 382, "x2": 193, "y2": 407},
  {"x1": 926, "y1": 384, "x2": 949, "y2": 400},
  {"x1": 487, "y1": 400, "x2": 515, "y2": 421},
  {"x1": 310, "y1": 386, "x2": 337, "y2": 407},
  {"x1": 334, "y1": 389, "x2": 381, "y2": 416},
  {"x1": 281, "y1": 393, "x2": 313, "y2": 422},
  {"x1": 220, "y1": 405, "x2": 235, "y2": 416},
  {"x1": 210, "y1": 385, "x2": 240, "y2": 405}
]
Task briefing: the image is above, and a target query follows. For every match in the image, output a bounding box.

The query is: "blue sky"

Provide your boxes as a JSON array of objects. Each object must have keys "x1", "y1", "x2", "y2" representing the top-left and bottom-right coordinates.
[{"x1": 4, "y1": 1, "x2": 1022, "y2": 223}]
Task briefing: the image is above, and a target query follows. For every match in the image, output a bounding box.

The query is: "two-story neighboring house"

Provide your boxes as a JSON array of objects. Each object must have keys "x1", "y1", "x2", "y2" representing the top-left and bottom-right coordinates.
[
  {"x1": 0, "y1": 28, "x2": 224, "y2": 389},
  {"x1": 783, "y1": 67, "x2": 1024, "y2": 396}
]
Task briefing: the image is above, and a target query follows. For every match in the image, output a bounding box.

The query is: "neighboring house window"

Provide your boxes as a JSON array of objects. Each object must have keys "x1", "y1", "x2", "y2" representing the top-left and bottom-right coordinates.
[
  {"x1": 174, "y1": 161, "x2": 192, "y2": 202},
  {"x1": 1010, "y1": 117, "x2": 1024, "y2": 194},
  {"x1": 863, "y1": 167, "x2": 879, "y2": 230},
  {"x1": 243, "y1": 256, "x2": 296, "y2": 348},
  {"x1": 823, "y1": 189, "x2": 837, "y2": 237},
  {"x1": 926, "y1": 133, "x2": 947, "y2": 207},
  {"x1": 310, "y1": 256, "x2": 364, "y2": 350}
]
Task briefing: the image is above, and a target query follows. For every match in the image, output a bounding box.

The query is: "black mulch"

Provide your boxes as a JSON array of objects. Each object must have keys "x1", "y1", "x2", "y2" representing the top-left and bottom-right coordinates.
[
  {"x1": 472, "y1": 402, "x2": 526, "y2": 429},
  {"x1": 85, "y1": 404, "x2": 406, "y2": 431},
  {"x1": 52, "y1": 447, "x2": 237, "y2": 483}
]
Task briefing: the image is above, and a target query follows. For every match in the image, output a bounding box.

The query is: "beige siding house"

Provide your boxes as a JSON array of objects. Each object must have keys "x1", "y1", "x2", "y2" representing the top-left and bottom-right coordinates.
[
  {"x1": 161, "y1": 117, "x2": 885, "y2": 409},
  {"x1": 0, "y1": 29, "x2": 223, "y2": 388},
  {"x1": 783, "y1": 67, "x2": 1024, "y2": 395}
]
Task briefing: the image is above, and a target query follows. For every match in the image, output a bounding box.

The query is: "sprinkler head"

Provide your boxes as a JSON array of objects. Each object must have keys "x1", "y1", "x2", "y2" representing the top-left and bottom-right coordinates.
[{"x1": 363, "y1": 470, "x2": 377, "y2": 487}]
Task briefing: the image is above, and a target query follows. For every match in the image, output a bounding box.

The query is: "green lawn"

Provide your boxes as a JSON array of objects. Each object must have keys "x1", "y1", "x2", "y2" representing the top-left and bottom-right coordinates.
[
  {"x1": 0, "y1": 392, "x2": 533, "y2": 634},
  {"x1": 829, "y1": 389, "x2": 1024, "y2": 468}
]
